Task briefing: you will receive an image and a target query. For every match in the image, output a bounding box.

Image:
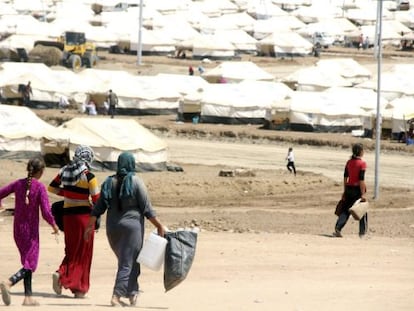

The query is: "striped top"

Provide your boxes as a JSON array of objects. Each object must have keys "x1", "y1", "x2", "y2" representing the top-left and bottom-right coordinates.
[{"x1": 48, "y1": 170, "x2": 100, "y2": 210}]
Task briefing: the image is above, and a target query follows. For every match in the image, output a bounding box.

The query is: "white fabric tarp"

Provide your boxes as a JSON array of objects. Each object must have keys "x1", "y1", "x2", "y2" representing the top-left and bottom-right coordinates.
[
  {"x1": 200, "y1": 83, "x2": 272, "y2": 122},
  {"x1": 0, "y1": 104, "x2": 57, "y2": 152},
  {"x1": 202, "y1": 61, "x2": 274, "y2": 83},
  {"x1": 42, "y1": 117, "x2": 168, "y2": 171}
]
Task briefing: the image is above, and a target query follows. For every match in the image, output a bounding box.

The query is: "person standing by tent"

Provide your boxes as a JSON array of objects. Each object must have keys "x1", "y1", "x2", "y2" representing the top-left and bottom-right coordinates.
[
  {"x1": 0, "y1": 157, "x2": 59, "y2": 306},
  {"x1": 285, "y1": 147, "x2": 296, "y2": 176},
  {"x1": 48, "y1": 145, "x2": 100, "y2": 299},
  {"x1": 333, "y1": 143, "x2": 368, "y2": 238},
  {"x1": 107, "y1": 89, "x2": 118, "y2": 119},
  {"x1": 21, "y1": 81, "x2": 32, "y2": 106},
  {"x1": 84, "y1": 151, "x2": 165, "y2": 307}
]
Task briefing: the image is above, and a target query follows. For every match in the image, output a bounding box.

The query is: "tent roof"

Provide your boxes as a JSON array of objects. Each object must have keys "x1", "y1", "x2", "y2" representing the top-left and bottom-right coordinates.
[
  {"x1": 0, "y1": 104, "x2": 57, "y2": 140},
  {"x1": 57, "y1": 117, "x2": 167, "y2": 152},
  {"x1": 202, "y1": 61, "x2": 274, "y2": 82}
]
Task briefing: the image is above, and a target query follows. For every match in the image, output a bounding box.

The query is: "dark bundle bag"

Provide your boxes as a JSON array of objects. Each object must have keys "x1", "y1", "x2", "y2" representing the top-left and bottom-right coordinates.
[
  {"x1": 334, "y1": 198, "x2": 345, "y2": 216},
  {"x1": 51, "y1": 200, "x2": 100, "y2": 231},
  {"x1": 51, "y1": 201, "x2": 64, "y2": 231},
  {"x1": 164, "y1": 230, "x2": 198, "y2": 292}
]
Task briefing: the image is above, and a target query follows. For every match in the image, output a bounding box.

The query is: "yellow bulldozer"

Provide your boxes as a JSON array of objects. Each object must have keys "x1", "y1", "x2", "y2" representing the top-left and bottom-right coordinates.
[{"x1": 34, "y1": 31, "x2": 98, "y2": 70}]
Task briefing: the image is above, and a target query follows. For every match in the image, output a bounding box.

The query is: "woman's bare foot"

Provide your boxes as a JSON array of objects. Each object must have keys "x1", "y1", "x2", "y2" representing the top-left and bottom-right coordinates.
[
  {"x1": 22, "y1": 296, "x2": 40, "y2": 306},
  {"x1": 129, "y1": 293, "x2": 138, "y2": 306},
  {"x1": 0, "y1": 281, "x2": 12, "y2": 306},
  {"x1": 110, "y1": 295, "x2": 126, "y2": 307},
  {"x1": 74, "y1": 292, "x2": 86, "y2": 299}
]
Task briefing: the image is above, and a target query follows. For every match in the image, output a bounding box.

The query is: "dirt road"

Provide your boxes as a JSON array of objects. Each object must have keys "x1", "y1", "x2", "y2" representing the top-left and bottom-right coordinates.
[{"x1": 165, "y1": 137, "x2": 414, "y2": 189}]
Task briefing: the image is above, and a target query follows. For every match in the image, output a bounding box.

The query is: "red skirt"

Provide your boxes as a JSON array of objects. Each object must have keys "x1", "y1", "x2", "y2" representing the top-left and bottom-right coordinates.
[{"x1": 58, "y1": 213, "x2": 94, "y2": 294}]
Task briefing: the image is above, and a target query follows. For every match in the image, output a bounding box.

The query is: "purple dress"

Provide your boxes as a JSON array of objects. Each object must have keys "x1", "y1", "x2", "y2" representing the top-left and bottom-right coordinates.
[{"x1": 0, "y1": 178, "x2": 56, "y2": 271}]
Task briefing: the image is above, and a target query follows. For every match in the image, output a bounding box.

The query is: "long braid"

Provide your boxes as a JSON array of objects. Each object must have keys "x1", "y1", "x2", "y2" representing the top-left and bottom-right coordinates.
[
  {"x1": 25, "y1": 164, "x2": 33, "y2": 205},
  {"x1": 25, "y1": 157, "x2": 45, "y2": 206}
]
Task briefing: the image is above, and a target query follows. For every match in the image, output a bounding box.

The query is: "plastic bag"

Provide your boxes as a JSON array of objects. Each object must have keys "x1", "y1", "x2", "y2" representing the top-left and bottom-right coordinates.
[{"x1": 163, "y1": 230, "x2": 198, "y2": 292}]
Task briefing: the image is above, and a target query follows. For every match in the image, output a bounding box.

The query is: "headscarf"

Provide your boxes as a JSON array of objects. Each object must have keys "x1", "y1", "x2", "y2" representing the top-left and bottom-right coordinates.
[
  {"x1": 101, "y1": 152, "x2": 136, "y2": 203},
  {"x1": 60, "y1": 145, "x2": 94, "y2": 186}
]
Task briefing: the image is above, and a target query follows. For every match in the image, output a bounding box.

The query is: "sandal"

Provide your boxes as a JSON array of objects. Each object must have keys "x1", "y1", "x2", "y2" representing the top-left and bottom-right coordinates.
[
  {"x1": 0, "y1": 281, "x2": 11, "y2": 306},
  {"x1": 52, "y1": 272, "x2": 62, "y2": 295},
  {"x1": 129, "y1": 293, "x2": 138, "y2": 306}
]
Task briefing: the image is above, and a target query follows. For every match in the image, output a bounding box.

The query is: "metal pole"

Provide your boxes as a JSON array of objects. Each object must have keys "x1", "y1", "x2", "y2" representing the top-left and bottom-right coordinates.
[
  {"x1": 137, "y1": 0, "x2": 143, "y2": 65},
  {"x1": 374, "y1": 0, "x2": 383, "y2": 200}
]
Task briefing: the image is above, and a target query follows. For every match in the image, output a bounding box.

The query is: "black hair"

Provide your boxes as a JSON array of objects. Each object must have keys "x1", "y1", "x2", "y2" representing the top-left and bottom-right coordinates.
[
  {"x1": 351, "y1": 143, "x2": 364, "y2": 158},
  {"x1": 25, "y1": 157, "x2": 45, "y2": 205}
]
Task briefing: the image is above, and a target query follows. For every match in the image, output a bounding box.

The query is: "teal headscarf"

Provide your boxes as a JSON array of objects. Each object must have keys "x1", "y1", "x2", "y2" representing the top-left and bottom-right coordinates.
[{"x1": 101, "y1": 152, "x2": 136, "y2": 203}]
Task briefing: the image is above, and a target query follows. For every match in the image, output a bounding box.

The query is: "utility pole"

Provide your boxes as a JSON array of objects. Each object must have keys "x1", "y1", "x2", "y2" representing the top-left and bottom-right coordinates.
[
  {"x1": 374, "y1": 0, "x2": 383, "y2": 200},
  {"x1": 137, "y1": 0, "x2": 143, "y2": 65}
]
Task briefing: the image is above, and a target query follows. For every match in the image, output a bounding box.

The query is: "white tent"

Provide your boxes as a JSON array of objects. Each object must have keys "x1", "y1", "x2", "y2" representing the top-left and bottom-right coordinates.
[
  {"x1": 0, "y1": 104, "x2": 57, "y2": 153},
  {"x1": 316, "y1": 58, "x2": 372, "y2": 85},
  {"x1": 355, "y1": 64, "x2": 414, "y2": 101},
  {"x1": 202, "y1": 61, "x2": 274, "y2": 83},
  {"x1": 283, "y1": 66, "x2": 352, "y2": 91},
  {"x1": 199, "y1": 12, "x2": 256, "y2": 34},
  {"x1": 287, "y1": 91, "x2": 371, "y2": 132},
  {"x1": 292, "y1": 3, "x2": 343, "y2": 24},
  {"x1": 128, "y1": 28, "x2": 176, "y2": 55},
  {"x1": 257, "y1": 31, "x2": 313, "y2": 57},
  {"x1": 213, "y1": 29, "x2": 258, "y2": 54},
  {"x1": 0, "y1": 62, "x2": 61, "y2": 105},
  {"x1": 252, "y1": 16, "x2": 306, "y2": 40},
  {"x1": 296, "y1": 18, "x2": 359, "y2": 43},
  {"x1": 199, "y1": 83, "x2": 272, "y2": 124},
  {"x1": 386, "y1": 96, "x2": 414, "y2": 135},
  {"x1": 42, "y1": 117, "x2": 168, "y2": 171},
  {"x1": 191, "y1": 33, "x2": 236, "y2": 60}
]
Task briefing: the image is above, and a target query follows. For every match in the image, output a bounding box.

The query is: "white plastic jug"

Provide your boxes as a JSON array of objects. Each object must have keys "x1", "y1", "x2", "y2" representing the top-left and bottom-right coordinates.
[{"x1": 137, "y1": 232, "x2": 168, "y2": 271}]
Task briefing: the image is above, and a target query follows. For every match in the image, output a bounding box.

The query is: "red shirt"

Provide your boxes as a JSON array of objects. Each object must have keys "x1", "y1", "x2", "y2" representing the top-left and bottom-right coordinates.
[{"x1": 344, "y1": 157, "x2": 366, "y2": 186}]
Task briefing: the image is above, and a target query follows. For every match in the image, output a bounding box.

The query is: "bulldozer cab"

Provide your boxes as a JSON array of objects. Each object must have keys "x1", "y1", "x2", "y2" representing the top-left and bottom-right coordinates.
[{"x1": 59, "y1": 32, "x2": 87, "y2": 54}]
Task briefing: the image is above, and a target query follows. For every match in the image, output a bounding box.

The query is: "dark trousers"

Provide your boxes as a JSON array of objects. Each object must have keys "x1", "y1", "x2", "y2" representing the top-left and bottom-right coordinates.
[
  {"x1": 109, "y1": 105, "x2": 116, "y2": 118},
  {"x1": 335, "y1": 186, "x2": 368, "y2": 235},
  {"x1": 287, "y1": 161, "x2": 296, "y2": 175},
  {"x1": 9, "y1": 268, "x2": 33, "y2": 296}
]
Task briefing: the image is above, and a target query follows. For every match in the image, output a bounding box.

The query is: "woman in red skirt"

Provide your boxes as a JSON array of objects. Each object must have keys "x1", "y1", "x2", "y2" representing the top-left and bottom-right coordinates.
[{"x1": 48, "y1": 145, "x2": 100, "y2": 298}]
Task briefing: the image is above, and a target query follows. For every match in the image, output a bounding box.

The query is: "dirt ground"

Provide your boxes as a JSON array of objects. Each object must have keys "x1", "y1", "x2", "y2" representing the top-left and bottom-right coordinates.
[{"x1": 0, "y1": 51, "x2": 413, "y2": 310}]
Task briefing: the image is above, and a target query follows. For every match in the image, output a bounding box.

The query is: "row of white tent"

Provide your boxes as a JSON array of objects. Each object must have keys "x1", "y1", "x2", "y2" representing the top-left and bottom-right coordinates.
[
  {"x1": 1, "y1": 0, "x2": 414, "y2": 58},
  {"x1": 0, "y1": 58, "x2": 413, "y2": 136},
  {"x1": 0, "y1": 104, "x2": 169, "y2": 171}
]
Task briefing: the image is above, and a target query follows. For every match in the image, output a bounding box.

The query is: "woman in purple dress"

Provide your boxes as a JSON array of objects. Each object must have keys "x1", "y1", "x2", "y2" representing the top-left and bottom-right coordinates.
[{"x1": 0, "y1": 157, "x2": 59, "y2": 306}]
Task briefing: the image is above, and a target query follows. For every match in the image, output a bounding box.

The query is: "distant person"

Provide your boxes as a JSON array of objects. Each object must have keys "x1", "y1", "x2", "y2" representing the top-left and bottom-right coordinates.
[
  {"x1": 358, "y1": 34, "x2": 363, "y2": 50},
  {"x1": 188, "y1": 66, "x2": 194, "y2": 76},
  {"x1": 85, "y1": 100, "x2": 97, "y2": 115},
  {"x1": 107, "y1": 90, "x2": 118, "y2": 118},
  {"x1": 103, "y1": 100, "x2": 109, "y2": 115},
  {"x1": 59, "y1": 95, "x2": 70, "y2": 111},
  {"x1": 333, "y1": 143, "x2": 368, "y2": 238},
  {"x1": 84, "y1": 152, "x2": 165, "y2": 307},
  {"x1": 198, "y1": 65, "x2": 205, "y2": 75},
  {"x1": 0, "y1": 157, "x2": 59, "y2": 306},
  {"x1": 22, "y1": 81, "x2": 33, "y2": 106},
  {"x1": 286, "y1": 147, "x2": 296, "y2": 176},
  {"x1": 218, "y1": 76, "x2": 227, "y2": 83},
  {"x1": 313, "y1": 42, "x2": 321, "y2": 57}
]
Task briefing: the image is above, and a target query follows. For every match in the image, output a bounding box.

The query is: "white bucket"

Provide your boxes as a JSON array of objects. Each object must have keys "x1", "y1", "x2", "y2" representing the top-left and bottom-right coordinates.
[{"x1": 137, "y1": 232, "x2": 168, "y2": 271}]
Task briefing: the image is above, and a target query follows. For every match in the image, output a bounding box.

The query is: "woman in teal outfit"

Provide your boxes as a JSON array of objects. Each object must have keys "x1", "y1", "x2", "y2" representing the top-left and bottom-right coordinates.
[{"x1": 84, "y1": 152, "x2": 165, "y2": 307}]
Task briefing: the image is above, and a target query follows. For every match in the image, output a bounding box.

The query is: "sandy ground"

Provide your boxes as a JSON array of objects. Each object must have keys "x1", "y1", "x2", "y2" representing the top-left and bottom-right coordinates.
[{"x1": 0, "y1": 51, "x2": 414, "y2": 310}]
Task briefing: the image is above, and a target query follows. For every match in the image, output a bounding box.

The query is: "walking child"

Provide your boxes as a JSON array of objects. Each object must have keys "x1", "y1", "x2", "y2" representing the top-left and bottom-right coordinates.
[
  {"x1": 0, "y1": 157, "x2": 59, "y2": 306},
  {"x1": 286, "y1": 147, "x2": 296, "y2": 176}
]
